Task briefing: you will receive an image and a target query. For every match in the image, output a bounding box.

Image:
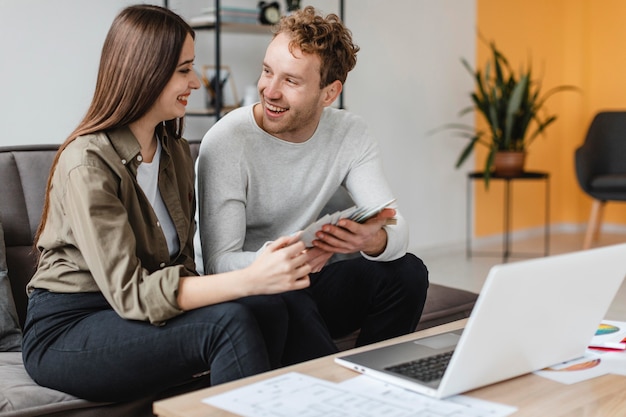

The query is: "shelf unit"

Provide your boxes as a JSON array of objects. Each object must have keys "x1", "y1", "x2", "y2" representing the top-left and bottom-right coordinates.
[{"x1": 166, "y1": 0, "x2": 345, "y2": 119}]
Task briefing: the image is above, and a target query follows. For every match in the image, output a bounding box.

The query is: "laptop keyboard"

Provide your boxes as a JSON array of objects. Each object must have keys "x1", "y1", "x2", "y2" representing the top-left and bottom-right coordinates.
[{"x1": 384, "y1": 350, "x2": 454, "y2": 382}]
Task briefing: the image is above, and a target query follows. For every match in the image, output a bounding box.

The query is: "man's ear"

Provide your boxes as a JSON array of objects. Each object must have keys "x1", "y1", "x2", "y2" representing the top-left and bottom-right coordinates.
[{"x1": 322, "y1": 80, "x2": 343, "y2": 107}]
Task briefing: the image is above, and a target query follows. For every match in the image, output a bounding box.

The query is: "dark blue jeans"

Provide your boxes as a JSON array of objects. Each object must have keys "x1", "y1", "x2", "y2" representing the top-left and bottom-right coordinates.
[
  {"x1": 278, "y1": 253, "x2": 429, "y2": 365},
  {"x1": 22, "y1": 289, "x2": 271, "y2": 402}
]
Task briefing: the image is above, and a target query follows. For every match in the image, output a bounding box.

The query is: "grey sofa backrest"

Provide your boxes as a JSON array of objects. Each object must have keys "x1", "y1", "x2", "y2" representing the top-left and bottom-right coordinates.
[{"x1": 0, "y1": 145, "x2": 58, "y2": 327}]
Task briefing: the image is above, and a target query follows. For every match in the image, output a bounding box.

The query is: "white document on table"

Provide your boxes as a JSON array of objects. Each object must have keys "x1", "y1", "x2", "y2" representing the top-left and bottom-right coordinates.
[
  {"x1": 534, "y1": 320, "x2": 626, "y2": 385},
  {"x1": 203, "y1": 372, "x2": 517, "y2": 417}
]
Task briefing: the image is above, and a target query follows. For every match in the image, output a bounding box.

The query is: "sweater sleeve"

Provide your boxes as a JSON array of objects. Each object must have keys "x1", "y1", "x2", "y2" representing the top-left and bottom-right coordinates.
[
  {"x1": 195, "y1": 130, "x2": 261, "y2": 274},
  {"x1": 339, "y1": 120, "x2": 409, "y2": 262}
]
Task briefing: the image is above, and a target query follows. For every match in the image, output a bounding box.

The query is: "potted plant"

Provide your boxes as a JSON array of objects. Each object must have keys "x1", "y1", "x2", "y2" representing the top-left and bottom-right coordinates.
[{"x1": 439, "y1": 39, "x2": 579, "y2": 187}]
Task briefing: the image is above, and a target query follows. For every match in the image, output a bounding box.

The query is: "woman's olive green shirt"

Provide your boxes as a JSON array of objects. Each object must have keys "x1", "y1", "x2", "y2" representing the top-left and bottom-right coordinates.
[{"x1": 28, "y1": 127, "x2": 197, "y2": 324}]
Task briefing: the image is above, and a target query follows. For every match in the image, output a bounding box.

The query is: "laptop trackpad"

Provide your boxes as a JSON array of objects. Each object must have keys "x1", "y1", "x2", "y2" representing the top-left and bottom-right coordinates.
[{"x1": 414, "y1": 332, "x2": 461, "y2": 350}]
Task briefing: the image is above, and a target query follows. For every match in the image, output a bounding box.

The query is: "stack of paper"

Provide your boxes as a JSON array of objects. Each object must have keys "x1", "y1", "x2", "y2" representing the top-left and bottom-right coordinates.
[{"x1": 204, "y1": 372, "x2": 517, "y2": 417}]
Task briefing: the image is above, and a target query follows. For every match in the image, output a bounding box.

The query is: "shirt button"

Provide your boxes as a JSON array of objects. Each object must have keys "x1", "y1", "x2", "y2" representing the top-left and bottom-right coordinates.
[
  {"x1": 156, "y1": 221, "x2": 161, "y2": 228},
  {"x1": 121, "y1": 159, "x2": 127, "y2": 164},
  {"x1": 159, "y1": 262, "x2": 165, "y2": 268},
  {"x1": 137, "y1": 155, "x2": 143, "y2": 162}
]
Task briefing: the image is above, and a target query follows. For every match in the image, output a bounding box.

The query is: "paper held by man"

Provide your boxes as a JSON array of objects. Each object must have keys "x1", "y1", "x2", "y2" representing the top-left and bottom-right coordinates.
[{"x1": 299, "y1": 199, "x2": 397, "y2": 247}]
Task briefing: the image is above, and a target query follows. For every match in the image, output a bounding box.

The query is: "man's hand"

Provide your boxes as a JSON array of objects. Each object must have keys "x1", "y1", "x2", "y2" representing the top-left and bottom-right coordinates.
[
  {"x1": 311, "y1": 208, "x2": 395, "y2": 257},
  {"x1": 303, "y1": 246, "x2": 334, "y2": 273}
]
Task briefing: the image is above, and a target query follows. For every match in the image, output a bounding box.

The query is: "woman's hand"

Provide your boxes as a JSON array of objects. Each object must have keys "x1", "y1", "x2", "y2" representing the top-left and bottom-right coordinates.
[
  {"x1": 177, "y1": 234, "x2": 310, "y2": 311},
  {"x1": 245, "y1": 234, "x2": 312, "y2": 294}
]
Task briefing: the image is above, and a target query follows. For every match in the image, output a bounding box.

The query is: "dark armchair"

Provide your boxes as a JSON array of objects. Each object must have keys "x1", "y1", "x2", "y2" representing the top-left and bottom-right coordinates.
[{"x1": 575, "y1": 111, "x2": 626, "y2": 249}]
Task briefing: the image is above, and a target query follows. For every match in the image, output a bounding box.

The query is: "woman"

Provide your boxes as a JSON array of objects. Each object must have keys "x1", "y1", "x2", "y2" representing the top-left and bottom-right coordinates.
[{"x1": 22, "y1": 4, "x2": 311, "y2": 403}]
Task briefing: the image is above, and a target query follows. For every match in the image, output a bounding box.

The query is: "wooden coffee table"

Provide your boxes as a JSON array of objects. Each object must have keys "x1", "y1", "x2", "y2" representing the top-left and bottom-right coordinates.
[{"x1": 153, "y1": 319, "x2": 626, "y2": 417}]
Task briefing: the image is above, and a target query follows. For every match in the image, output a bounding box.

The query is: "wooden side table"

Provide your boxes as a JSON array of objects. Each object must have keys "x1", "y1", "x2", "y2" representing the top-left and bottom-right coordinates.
[{"x1": 467, "y1": 171, "x2": 550, "y2": 262}]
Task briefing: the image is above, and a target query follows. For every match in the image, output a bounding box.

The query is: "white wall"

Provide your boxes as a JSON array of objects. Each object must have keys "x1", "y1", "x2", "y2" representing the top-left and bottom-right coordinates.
[
  {"x1": 0, "y1": 0, "x2": 161, "y2": 144},
  {"x1": 344, "y1": 2, "x2": 476, "y2": 253},
  {"x1": 0, "y1": 0, "x2": 475, "y2": 254}
]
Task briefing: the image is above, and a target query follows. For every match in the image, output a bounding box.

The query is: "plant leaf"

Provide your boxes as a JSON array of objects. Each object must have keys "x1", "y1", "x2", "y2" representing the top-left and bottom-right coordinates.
[
  {"x1": 504, "y1": 74, "x2": 528, "y2": 147},
  {"x1": 455, "y1": 135, "x2": 480, "y2": 168},
  {"x1": 435, "y1": 36, "x2": 582, "y2": 178}
]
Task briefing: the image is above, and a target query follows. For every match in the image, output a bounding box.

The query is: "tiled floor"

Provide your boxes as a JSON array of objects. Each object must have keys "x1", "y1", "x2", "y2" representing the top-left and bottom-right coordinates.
[{"x1": 418, "y1": 231, "x2": 626, "y2": 321}]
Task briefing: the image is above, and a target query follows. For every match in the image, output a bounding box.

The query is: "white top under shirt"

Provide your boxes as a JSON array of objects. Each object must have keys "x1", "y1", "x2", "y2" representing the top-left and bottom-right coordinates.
[
  {"x1": 194, "y1": 105, "x2": 409, "y2": 274},
  {"x1": 137, "y1": 139, "x2": 179, "y2": 257}
]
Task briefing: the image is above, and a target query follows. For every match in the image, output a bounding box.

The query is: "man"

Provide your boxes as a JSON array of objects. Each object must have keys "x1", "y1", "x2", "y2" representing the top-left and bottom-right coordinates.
[{"x1": 194, "y1": 6, "x2": 428, "y2": 366}]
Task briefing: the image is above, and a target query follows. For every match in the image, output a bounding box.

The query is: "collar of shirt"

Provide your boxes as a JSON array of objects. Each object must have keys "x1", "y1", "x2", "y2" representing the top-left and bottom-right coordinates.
[{"x1": 105, "y1": 125, "x2": 174, "y2": 174}]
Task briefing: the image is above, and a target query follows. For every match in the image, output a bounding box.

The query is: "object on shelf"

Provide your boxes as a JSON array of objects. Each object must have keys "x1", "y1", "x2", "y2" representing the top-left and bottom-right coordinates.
[
  {"x1": 285, "y1": 0, "x2": 301, "y2": 12},
  {"x1": 258, "y1": 1, "x2": 281, "y2": 24},
  {"x1": 190, "y1": 6, "x2": 259, "y2": 26},
  {"x1": 200, "y1": 65, "x2": 240, "y2": 110}
]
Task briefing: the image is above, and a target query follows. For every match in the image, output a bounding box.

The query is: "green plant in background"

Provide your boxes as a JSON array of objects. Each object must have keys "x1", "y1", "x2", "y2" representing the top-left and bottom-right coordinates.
[{"x1": 437, "y1": 39, "x2": 579, "y2": 186}]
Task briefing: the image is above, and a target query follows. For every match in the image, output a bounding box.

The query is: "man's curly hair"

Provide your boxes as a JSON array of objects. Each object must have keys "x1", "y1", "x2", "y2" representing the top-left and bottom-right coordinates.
[{"x1": 274, "y1": 6, "x2": 360, "y2": 88}]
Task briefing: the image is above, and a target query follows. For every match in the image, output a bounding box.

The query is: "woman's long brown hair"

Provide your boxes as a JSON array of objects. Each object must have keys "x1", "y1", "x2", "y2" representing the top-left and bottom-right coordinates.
[{"x1": 34, "y1": 5, "x2": 195, "y2": 247}]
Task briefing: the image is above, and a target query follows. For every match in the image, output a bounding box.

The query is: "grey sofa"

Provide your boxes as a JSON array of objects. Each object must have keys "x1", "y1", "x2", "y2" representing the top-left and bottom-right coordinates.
[{"x1": 0, "y1": 141, "x2": 478, "y2": 416}]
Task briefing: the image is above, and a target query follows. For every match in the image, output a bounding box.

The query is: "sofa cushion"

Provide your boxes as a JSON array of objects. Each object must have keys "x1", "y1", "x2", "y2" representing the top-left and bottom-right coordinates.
[
  {"x1": 0, "y1": 352, "x2": 91, "y2": 415},
  {"x1": 0, "y1": 349, "x2": 212, "y2": 417},
  {"x1": 416, "y1": 283, "x2": 477, "y2": 330},
  {"x1": 0, "y1": 351, "x2": 170, "y2": 417},
  {"x1": 0, "y1": 220, "x2": 21, "y2": 352}
]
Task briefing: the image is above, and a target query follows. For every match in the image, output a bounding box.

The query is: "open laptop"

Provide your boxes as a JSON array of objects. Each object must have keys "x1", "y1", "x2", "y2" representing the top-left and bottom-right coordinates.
[{"x1": 335, "y1": 243, "x2": 626, "y2": 398}]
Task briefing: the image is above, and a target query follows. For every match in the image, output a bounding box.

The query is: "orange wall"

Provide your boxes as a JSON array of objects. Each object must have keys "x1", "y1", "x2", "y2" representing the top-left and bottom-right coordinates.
[{"x1": 475, "y1": 0, "x2": 626, "y2": 236}]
